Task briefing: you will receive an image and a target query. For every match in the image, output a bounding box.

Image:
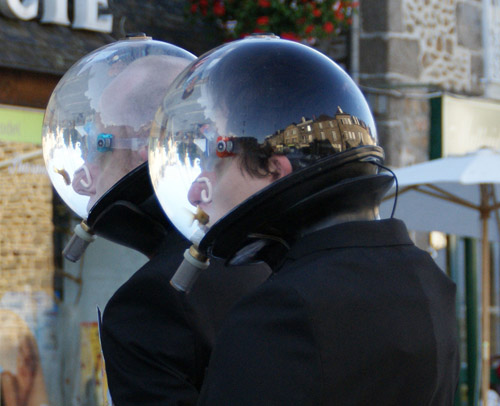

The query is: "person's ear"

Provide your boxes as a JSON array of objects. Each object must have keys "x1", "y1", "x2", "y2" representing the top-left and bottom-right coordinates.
[{"x1": 269, "y1": 155, "x2": 292, "y2": 180}]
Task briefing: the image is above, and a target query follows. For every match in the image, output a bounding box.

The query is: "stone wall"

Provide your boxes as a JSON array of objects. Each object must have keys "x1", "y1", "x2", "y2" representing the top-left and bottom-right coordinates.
[
  {"x1": 359, "y1": 0, "x2": 484, "y2": 167},
  {"x1": 0, "y1": 141, "x2": 54, "y2": 298}
]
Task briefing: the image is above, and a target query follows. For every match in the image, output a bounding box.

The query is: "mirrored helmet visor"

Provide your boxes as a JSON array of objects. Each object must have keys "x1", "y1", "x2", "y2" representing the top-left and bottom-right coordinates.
[
  {"x1": 149, "y1": 37, "x2": 378, "y2": 244},
  {"x1": 42, "y1": 36, "x2": 195, "y2": 219}
]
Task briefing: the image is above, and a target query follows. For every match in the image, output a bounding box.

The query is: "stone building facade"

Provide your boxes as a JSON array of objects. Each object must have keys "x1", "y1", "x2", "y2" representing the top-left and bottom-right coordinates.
[{"x1": 358, "y1": 0, "x2": 488, "y2": 167}]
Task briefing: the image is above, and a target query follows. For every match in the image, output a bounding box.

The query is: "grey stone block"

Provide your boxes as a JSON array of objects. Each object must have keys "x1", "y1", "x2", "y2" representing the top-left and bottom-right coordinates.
[
  {"x1": 361, "y1": 0, "x2": 403, "y2": 32},
  {"x1": 360, "y1": 37, "x2": 420, "y2": 78},
  {"x1": 388, "y1": 38, "x2": 421, "y2": 78},
  {"x1": 456, "y1": 2, "x2": 482, "y2": 50},
  {"x1": 360, "y1": 37, "x2": 388, "y2": 74}
]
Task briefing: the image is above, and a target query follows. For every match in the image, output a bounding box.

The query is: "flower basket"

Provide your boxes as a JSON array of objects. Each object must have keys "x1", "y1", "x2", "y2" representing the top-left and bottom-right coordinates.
[{"x1": 187, "y1": 0, "x2": 358, "y2": 43}]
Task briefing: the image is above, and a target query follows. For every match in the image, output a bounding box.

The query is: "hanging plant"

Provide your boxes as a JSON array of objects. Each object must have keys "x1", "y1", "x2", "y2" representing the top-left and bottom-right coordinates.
[{"x1": 187, "y1": 0, "x2": 358, "y2": 43}]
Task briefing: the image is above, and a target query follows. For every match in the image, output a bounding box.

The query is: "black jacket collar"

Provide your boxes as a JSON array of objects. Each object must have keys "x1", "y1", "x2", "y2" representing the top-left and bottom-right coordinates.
[{"x1": 287, "y1": 218, "x2": 413, "y2": 260}]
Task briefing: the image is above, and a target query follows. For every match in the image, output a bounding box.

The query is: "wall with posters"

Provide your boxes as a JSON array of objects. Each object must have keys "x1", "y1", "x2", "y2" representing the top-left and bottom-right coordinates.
[
  {"x1": 0, "y1": 138, "x2": 147, "y2": 405},
  {"x1": 0, "y1": 138, "x2": 57, "y2": 405}
]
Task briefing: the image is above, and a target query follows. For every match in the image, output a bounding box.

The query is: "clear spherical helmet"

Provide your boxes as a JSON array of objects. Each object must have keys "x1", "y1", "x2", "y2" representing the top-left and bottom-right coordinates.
[
  {"x1": 149, "y1": 36, "x2": 383, "y2": 253},
  {"x1": 42, "y1": 34, "x2": 195, "y2": 219}
]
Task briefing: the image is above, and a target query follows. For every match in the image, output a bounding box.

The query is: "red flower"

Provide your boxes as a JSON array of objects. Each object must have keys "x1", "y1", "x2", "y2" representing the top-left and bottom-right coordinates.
[
  {"x1": 256, "y1": 15, "x2": 269, "y2": 26},
  {"x1": 281, "y1": 32, "x2": 301, "y2": 41},
  {"x1": 323, "y1": 21, "x2": 334, "y2": 33},
  {"x1": 258, "y1": 0, "x2": 271, "y2": 7},
  {"x1": 213, "y1": 1, "x2": 226, "y2": 16},
  {"x1": 305, "y1": 24, "x2": 314, "y2": 34},
  {"x1": 190, "y1": 3, "x2": 198, "y2": 13},
  {"x1": 313, "y1": 8, "x2": 322, "y2": 17}
]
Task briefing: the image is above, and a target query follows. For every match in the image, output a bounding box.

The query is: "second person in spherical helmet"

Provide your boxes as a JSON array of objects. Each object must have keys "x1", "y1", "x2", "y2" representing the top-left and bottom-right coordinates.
[{"x1": 149, "y1": 35, "x2": 460, "y2": 405}]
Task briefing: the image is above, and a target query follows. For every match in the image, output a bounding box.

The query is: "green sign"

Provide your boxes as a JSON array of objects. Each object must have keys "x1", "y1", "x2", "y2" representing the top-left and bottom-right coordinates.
[{"x1": 0, "y1": 104, "x2": 44, "y2": 144}]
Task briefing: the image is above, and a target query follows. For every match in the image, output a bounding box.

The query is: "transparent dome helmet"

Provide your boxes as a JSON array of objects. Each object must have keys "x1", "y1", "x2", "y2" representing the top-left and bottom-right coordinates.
[
  {"x1": 149, "y1": 36, "x2": 382, "y2": 254},
  {"x1": 42, "y1": 34, "x2": 195, "y2": 220}
]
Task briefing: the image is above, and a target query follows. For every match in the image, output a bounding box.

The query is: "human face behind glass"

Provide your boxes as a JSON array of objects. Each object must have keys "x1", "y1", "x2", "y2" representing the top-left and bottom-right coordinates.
[
  {"x1": 187, "y1": 101, "x2": 292, "y2": 226},
  {"x1": 188, "y1": 155, "x2": 278, "y2": 226},
  {"x1": 72, "y1": 123, "x2": 146, "y2": 211}
]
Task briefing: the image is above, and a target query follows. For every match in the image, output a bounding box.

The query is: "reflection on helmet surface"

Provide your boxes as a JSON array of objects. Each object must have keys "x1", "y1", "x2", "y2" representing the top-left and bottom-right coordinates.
[
  {"x1": 42, "y1": 37, "x2": 195, "y2": 219},
  {"x1": 149, "y1": 36, "x2": 382, "y2": 245}
]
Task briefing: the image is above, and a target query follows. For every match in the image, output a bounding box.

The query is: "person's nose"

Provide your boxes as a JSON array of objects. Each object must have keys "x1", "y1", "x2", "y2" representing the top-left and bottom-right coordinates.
[{"x1": 188, "y1": 172, "x2": 215, "y2": 206}]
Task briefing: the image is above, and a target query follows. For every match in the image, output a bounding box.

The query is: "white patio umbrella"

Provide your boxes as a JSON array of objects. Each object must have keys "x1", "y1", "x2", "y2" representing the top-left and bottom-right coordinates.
[{"x1": 380, "y1": 147, "x2": 500, "y2": 405}]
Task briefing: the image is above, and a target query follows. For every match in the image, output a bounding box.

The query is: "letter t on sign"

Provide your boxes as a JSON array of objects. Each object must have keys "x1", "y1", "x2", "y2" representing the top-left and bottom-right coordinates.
[{"x1": 41, "y1": 0, "x2": 70, "y2": 25}]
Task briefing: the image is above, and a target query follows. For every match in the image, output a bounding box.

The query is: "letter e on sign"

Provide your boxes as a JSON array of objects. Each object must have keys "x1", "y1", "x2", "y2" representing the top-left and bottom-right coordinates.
[{"x1": 72, "y1": 0, "x2": 113, "y2": 33}]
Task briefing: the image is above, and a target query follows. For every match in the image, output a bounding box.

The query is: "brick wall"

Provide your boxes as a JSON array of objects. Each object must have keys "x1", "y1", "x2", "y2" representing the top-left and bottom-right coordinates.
[{"x1": 0, "y1": 141, "x2": 54, "y2": 298}]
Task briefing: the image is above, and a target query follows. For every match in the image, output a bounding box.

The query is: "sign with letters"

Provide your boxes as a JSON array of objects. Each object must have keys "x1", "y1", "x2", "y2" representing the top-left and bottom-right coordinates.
[
  {"x1": 0, "y1": 104, "x2": 44, "y2": 144},
  {"x1": 442, "y1": 94, "x2": 500, "y2": 156},
  {"x1": 0, "y1": 0, "x2": 113, "y2": 32}
]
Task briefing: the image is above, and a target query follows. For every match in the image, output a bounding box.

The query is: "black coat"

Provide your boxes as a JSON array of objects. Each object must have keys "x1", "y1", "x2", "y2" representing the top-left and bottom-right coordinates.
[
  {"x1": 100, "y1": 232, "x2": 270, "y2": 406},
  {"x1": 198, "y1": 219, "x2": 460, "y2": 405}
]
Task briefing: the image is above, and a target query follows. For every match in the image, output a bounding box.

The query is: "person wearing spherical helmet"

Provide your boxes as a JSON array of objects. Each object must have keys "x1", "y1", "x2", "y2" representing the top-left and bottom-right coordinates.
[
  {"x1": 42, "y1": 35, "x2": 270, "y2": 405},
  {"x1": 43, "y1": 34, "x2": 195, "y2": 259},
  {"x1": 149, "y1": 36, "x2": 459, "y2": 405}
]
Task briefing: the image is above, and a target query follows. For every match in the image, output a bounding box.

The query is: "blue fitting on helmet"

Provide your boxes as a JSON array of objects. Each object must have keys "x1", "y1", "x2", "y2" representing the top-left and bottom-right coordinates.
[{"x1": 97, "y1": 133, "x2": 113, "y2": 152}]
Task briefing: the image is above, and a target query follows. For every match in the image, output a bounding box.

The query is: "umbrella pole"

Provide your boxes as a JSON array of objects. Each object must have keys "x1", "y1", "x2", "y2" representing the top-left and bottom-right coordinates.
[{"x1": 481, "y1": 184, "x2": 491, "y2": 406}]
